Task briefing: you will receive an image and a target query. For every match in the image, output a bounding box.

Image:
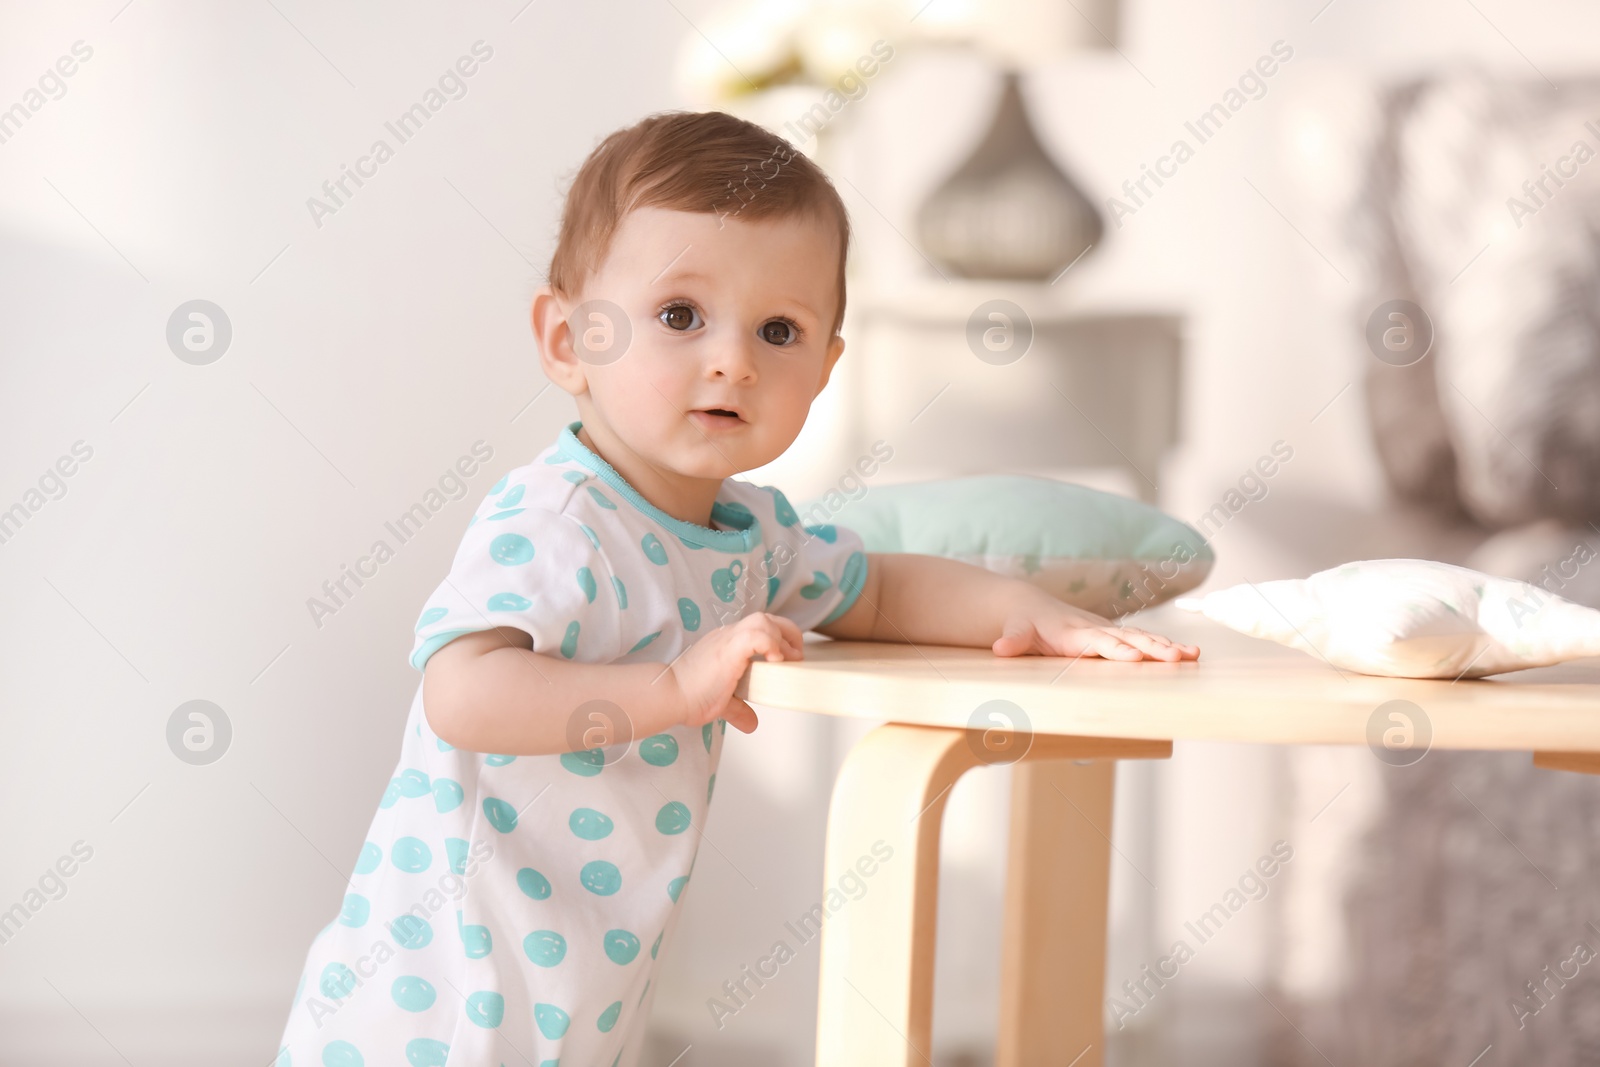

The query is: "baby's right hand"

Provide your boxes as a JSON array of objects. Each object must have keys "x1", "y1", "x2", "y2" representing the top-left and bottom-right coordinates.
[{"x1": 667, "y1": 612, "x2": 804, "y2": 735}]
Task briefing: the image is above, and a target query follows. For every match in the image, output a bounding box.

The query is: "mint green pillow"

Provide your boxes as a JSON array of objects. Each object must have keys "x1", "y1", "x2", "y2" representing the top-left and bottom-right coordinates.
[{"x1": 796, "y1": 474, "x2": 1214, "y2": 618}]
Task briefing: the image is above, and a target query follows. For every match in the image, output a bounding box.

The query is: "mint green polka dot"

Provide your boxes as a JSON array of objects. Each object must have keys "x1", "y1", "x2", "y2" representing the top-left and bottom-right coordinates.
[
  {"x1": 668, "y1": 875, "x2": 689, "y2": 902},
  {"x1": 569, "y1": 807, "x2": 614, "y2": 840},
  {"x1": 432, "y1": 778, "x2": 463, "y2": 813},
  {"x1": 656, "y1": 801, "x2": 691, "y2": 835},
  {"x1": 717, "y1": 500, "x2": 755, "y2": 525},
  {"x1": 392, "y1": 976, "x2": 436, "y2": 1012},
  {"x1": 482, "y1": 797, "x2": 518, "y2": 833},
  {"x1": 561, "y1": 749, "x2": 604, "y2": 776},
  {"x1": 651, "y1": 930, "x2": 663, "y2": 959},
  {"x1": 628, "y1": 631, "x2": 660, "y2": 653},
  {"x1": 586, "y1": 486, "x2": 617, "y2": 509},
  {"x1": 487, "y1": 508, "x2": 525, "y2": 521},
  {"x1": 766, "y1": 575, "x2": 779, "y2": 606},
  {"x1": 322, "y1": 1040, "x2": 363, "y2": 1067},
  {"x1": 639, "y1": 734, "x2": 678, "y2": 766},
  {"x1": 711, "y1": 559, "x2": 744, "y2": 602},
  {"x1": 641, "y1": 532, "x2": 668, "y2": 565},
  {"x1": 489, "y1": 533, "x2": 535, "y2": 566},
  {"x1": 498, "y1": 485, "x2": 525, "y2": 508},
  {"x1": 517, "y1": 867, "x2": 552, "y2": 900},
  {"x1": 524, "y1": 930, "x2": 567, "y2": 967},
  {"x1": 320, "y1": 962, "x2": 356, "y2": 997},
  {"x1": 598, "y1": 1001, "x2": 622, "y2": 1032},
  {"x1": 435, "y1": 737, "x2": 454, "y2": 752},
  {"x1": 563, "y1": 470, "x2": 588, "y2": 484},
  {"x1": 840, "y1": 551, "x2": 867, "y2": 598},
  {"x1": 391, "y1": 837, "x2": 431, "y2": 873},
  {"x1": 338, "y1": 894, "x2": 369, "y2": 927},
  {"x1": 613, "y1": 576, "x2": 628, "y2": 608},
  {"x1": 459, "y1": 914, "x2": 492, "y2": 958},
  {"x1": 390, "y1": 914, "x2": 432, "y2": 949},
  {"x1": 416, "y1": 606, "x2": 448, "y2": 630},
  {"x1": 707, "y1": 773, "x2": 716, "y2": 801},
  {"x1": 771, "y1": 489, "x2": 799, "y2": 526},
  {"x1": 800, "y1": 571, "x2": 831, "y2": 599},
  {"x1": 398, "y1": 769, "x2": 430, "y2": 797},
  {"x1": 535, "y1": 1003, "x2": 571, "y2": 1039},
  {"x1": 466, "y1": 990, "x2": 505, "y2": 1028},
  {"x1": 605, "y1": 929, "x2": 640, "y2": 964},
  {"x1": 445, "y1": 838, "x2": 469, "y2": 875},
  {"x1": 404, "y1": 1038, "x2": 448, "y2": 1066},
  {"x1": 678, "y1": 598, "x2": 701, "y2": 631},
  {"x1": 485, "y1": 753, "x2": 516, "y2": 766},
  {"x1": 702, "y1": 723, "x2": 713, "y2": 752},
  {"x1": 576, "y1": 567, "x2": 597, "y2": 603},
  {"x1": 489, "y1": 473, "x2": 509, "y2": 493},
  {"x1": 488, "y1": 592, "x2": 532, "y2": 611},
  {"x1": 578, "y1": 523, "x2": 600, "y2": 548},
  {"x1": 354, "y1": 841, "x2": 382, "y2": 874},
  {"x1": 581, "y1": 860, "x2": 621, "y2": 895},
  {"x1": 804, "y1": 523, "x2": 838, "y2": 543},
  {"x1": 560, "y1": 620, "x2": 580, "y2": 658}
]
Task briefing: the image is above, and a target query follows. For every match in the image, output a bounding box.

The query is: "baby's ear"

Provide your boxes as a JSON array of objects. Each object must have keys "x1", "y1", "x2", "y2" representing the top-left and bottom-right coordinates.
[{"x1": 531, "y1": 285, "x2": 586, "y2": 395}]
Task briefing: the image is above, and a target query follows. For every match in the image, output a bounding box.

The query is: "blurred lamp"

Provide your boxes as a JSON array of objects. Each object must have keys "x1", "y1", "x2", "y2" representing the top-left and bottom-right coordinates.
[{"x1": 914, "y1": 0, "x2": 1115, "y2": 280}]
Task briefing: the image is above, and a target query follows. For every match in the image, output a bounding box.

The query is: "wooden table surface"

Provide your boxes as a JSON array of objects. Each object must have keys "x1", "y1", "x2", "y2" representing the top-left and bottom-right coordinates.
[
  {"x1": 742, "y1": 618, "x2": 1600, "y2": 753},
  {"x1": 747, "y1": 611, "x2": 1600, "y2": 1066}
]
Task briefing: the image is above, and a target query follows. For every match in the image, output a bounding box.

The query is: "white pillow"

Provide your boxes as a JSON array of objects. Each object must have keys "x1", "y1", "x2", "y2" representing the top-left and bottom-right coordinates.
[{"x1": 1174, "y1": 558, "x2": 1600, "y2": 679}]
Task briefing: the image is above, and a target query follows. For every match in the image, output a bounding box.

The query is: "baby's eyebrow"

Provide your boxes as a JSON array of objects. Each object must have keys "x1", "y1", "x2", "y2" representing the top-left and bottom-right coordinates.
[{"x1": 649, "y1": 266, "x2": 711, "y2": 287}]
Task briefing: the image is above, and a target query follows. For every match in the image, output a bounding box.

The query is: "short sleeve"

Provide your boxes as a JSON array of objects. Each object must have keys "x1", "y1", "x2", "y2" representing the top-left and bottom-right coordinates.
[
  {"x1": 409, "y1": 505, "x2": 620, "y2": 671},
  {"x1": 761, "y1": 486, "x2": 870, "y2": 633}
]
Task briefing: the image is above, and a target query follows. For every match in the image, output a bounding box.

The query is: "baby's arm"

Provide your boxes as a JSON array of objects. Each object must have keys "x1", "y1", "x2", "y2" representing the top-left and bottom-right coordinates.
[
  {"x1": 422, "y1": 612, "x2": 804, "y2": 755},
  {"x1": 815, "y1": 552, "x2": 1198, "y2": 661}
]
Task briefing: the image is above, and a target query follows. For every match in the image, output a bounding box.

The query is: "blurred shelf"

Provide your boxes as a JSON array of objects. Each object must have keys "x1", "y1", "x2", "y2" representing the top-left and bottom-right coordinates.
[
  {"x1": 838, "y1": 279, "x2": 1186, "y2": 505},
  {"x1": 849, "y1": 277, "x2": 1184, "y2": 327}
]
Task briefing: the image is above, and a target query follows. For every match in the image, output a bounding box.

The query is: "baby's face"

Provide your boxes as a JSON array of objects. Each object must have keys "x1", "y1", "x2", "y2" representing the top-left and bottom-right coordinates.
[{"x1": 565, "y1": 205, "x2": 844, "y2": 480}]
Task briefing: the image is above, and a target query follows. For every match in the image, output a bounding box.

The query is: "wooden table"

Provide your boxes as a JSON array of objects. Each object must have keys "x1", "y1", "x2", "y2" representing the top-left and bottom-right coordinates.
[{"x1": 736, "y1": 625, "x2": 1600, "y2": 1067}]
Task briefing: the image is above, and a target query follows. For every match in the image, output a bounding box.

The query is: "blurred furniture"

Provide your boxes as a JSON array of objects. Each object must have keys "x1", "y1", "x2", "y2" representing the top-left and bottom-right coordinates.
[
  {"x1": 737, "y1": 631, "x2": 1600, "y2": 1067},
  {"x1": 1356, "y1": 72, "x2": 1600, "y2": 530},
  {"x1": 1322, "y1": 71, "x2": 1600, "y2": 1066},
  {"x1": 848, "y1": 280, "x2": 1182, "y2": 504}
]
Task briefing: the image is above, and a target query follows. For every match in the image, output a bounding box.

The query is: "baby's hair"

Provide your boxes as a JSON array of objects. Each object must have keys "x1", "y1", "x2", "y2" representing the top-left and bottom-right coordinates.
[{"x1": 548, "y1": 110, "x2": 851, "y2": 336}]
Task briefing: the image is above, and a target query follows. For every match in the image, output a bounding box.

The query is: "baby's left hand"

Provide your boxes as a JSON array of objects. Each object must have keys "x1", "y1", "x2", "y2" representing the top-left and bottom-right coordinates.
[{"x1": 992, "y1": 598, "x2": 1199, "y2": 662}]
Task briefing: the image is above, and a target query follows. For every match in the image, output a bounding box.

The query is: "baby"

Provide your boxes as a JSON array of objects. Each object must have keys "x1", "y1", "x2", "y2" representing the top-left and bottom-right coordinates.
[{"x1": 275, "y1": 109, "x2": 1198, "y2": 1067}]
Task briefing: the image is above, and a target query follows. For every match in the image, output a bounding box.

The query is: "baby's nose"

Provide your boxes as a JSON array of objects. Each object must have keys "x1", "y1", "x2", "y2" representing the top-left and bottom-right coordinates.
[{"x1": 705, "y1": 337, "x2": 759, "y2": 380}]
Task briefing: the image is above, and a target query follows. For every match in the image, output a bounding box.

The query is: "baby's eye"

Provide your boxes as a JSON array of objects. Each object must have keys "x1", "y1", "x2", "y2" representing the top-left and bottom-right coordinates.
[
  {"x1": 659, "y1": 304, "x2": 703, "y2": 332},
  {"x1": 760, "y1": 319, "x2": 799, "y2": 346}
]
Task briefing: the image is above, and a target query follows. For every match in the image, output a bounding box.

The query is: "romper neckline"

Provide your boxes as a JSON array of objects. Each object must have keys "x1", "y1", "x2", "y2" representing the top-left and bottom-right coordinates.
[{"x1": 557, "y1": 420, "x2": 762, "y2": 554}]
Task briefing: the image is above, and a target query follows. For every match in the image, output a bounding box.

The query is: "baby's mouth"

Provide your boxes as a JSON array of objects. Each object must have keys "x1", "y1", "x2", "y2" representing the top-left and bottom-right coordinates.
[{"x1": 689, "y1": 407, "x2": 746, "y2": 430}]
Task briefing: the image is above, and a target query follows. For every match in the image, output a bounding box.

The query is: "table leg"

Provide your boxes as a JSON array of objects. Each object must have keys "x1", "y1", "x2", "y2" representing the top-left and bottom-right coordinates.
[
  {"x1": 813, "y1": 725, "x2": 1169, "y2": 1067},
  {"x1": 813, "y1": 723, "x2": 977, "y2": 1067},
  {"x1": 997, "y1": 759, "x2": 1117, "y2": 1067}
]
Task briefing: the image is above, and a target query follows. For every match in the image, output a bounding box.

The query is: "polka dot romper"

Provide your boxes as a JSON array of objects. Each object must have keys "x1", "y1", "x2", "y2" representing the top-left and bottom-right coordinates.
[{"x1": 274, "y1": 419, "x2": 868, "y2": 1067}]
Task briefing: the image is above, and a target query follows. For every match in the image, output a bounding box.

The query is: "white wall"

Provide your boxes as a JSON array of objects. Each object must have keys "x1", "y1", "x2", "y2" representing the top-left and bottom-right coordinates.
[{"x1": 4, "y1": 0, "x2": 1599, "y2": 1064}]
